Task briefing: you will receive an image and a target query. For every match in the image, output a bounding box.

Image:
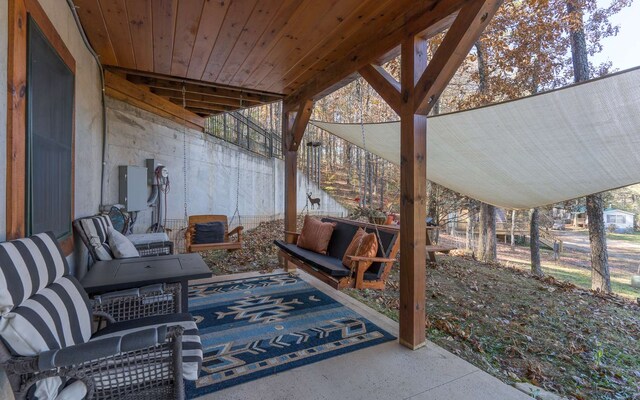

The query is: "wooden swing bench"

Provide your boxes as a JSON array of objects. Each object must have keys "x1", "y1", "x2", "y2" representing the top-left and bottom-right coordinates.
[
  {"x1": 424, "y1": 226, "x2": 456, "y2": 262},
  {"x1": 185, "y1": 215, "x2": 243, "y2": 252},
  {"x1": 274, "y1": 217, "x2": 400, "y2": 290}
]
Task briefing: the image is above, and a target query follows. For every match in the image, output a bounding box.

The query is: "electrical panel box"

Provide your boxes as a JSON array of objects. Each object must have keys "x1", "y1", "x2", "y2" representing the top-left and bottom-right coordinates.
[
  {"x1": 119, "y1": 166, "x2": 148, "y2": 212},
  {"x1": 146, "y1": 159, "x2": 164, "y2": 185}
]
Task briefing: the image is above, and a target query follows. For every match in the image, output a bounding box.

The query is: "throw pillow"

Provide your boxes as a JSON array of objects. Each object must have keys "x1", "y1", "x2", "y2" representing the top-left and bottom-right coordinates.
[
  {"x1": 296, "y1": 216, "x2": 336, "y2": 254},
  {"x1": 108, "y1": 228, "x2": 140, "y2": 259},
  {"x1": 194, "y1": 222, "x2": 225, "y2": 244},
  {"x1": 342, "y1": 228, "x2": 379, "y2": 269},
  {"x1": 342, "y1": 228, "x2": 366, "y2": 266}
]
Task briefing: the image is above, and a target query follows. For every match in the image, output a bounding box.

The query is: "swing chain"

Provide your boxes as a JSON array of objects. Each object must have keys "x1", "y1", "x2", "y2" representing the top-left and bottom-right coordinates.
[
  {"x1": 355, "y1": 78, "x2": 387, "y2": 255},
  {"x1": 182, "y1": 84, "x2": 188, "y2": 222},
  {"x1": 231, "y1": 152, "x2": 241, "y2": 227},
  {"x1": 230, "y1": 97, "x2": 243, "y2": 228}
]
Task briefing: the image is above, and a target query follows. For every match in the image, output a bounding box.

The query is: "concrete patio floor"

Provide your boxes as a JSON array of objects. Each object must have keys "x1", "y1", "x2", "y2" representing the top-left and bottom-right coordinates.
[{"x1": 193, "y1": 270, "x2": 533, "y2": 400}]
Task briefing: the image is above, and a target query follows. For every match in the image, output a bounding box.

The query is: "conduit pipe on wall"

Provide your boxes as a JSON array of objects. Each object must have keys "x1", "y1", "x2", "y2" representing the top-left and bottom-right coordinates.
[{"x1": 66, "y1": 0, "x2": 108, "y2": 208}]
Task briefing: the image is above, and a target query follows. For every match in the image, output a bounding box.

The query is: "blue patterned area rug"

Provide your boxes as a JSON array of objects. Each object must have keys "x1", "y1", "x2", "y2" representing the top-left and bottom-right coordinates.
[{"x1": 185, "y1": 273, "x2": 395, "y2": 398}]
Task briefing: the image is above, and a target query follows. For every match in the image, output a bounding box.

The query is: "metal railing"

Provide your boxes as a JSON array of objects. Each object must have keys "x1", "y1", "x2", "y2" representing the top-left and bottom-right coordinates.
[{"x1": 205, "y1": 110, "x2": 282, "y2": 159}]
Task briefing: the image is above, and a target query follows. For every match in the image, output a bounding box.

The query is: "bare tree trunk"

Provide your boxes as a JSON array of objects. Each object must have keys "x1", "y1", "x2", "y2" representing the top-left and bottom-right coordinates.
[
  {"x1": 567, "y1": 0, "x2": 611, "y2": 292},
  {"x1": 474, "y1": 42, "x2": 496, "y2": 262},
  {"x1": 530, "y1": 208, "x2": 542, "y2": 276},
  {"x1": 587, "y1": 194, "x2": 611, "y2": 291},
  {"x1": 380, "y1": 161, "x2": 385, "y2": 208},
  {"x1": 510, "y1": 209, "x2": 516, "y2": 250},
  {"x1": 478, "y1": 203, "x2": 496, "y2": 263},
  {"x1": 427, "y1": 182, "x2": 439, "y2": 242},
  {"x1": 466, "y1": 200, "x2": 476, "y2": 251},
  {"x1": 346, "y1": 144, "x2": 352, "y2": 185}
]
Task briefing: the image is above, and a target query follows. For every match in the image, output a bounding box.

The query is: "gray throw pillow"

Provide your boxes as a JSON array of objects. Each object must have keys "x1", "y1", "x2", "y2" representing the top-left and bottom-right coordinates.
[{"x1": 107, "y1": 228, "x2": 140, "y2": 259}]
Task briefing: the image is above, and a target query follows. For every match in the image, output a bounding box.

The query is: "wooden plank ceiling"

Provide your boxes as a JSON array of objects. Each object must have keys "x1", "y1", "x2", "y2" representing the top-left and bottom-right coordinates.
[{"x1": 73, "y1": 0, "x2": 461, "y2": 116}]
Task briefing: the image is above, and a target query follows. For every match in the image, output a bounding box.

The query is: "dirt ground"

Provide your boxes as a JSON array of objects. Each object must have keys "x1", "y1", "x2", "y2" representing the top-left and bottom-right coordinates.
[
  {"x1": 555, "y1": 230, "x2": 640, "y2": 277},
  {"x1": 437, "y1": 231, "x2": 640, "y2": 299},
  {"x1": 201, "y1": 219, "x2": 640, "y2": 400}
]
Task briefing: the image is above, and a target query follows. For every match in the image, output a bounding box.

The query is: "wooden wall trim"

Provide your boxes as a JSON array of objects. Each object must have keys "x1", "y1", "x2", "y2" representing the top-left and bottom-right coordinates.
[
  {"x1": 6, "y1": 0, "x2": 28, "y2": 241},
  {"x1": 6, "y1": 0, "x2": 76, "y2": 255},
  {"x1": 104, "y1": 71, "x2": 206, "y2": 131},
  {"x1": 25, "y1": 0, "x2": 76, "y2": 73}
]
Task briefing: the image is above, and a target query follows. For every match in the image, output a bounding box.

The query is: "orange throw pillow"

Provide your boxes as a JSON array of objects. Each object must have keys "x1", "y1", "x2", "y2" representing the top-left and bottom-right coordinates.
[
  {"x1": 296, "y1": 216, "x2": 336, "y2": 254},
  {"x1": 342, "y1": 228, "x2": 379, "y2": 269}
]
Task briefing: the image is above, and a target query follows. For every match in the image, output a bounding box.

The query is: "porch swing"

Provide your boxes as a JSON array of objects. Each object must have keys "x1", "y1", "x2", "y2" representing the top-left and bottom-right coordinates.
[
  {"x1": 183, "y1": 88, "x2": 244, "y2": 253},
  {"x1": 275, "y1": 80, "x2": 400, "y2": 290}
]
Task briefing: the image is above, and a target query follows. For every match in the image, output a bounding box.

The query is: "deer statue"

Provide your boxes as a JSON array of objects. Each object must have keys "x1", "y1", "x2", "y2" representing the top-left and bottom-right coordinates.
[{"x1": 307, "y1": 192, "x2": 321, "y2": 209}]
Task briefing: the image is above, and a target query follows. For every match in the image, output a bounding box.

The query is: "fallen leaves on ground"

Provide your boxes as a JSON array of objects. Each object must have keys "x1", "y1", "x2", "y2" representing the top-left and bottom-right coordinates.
[{"x1": 200, "y1": 219, "x2": 640, "y2": 400}]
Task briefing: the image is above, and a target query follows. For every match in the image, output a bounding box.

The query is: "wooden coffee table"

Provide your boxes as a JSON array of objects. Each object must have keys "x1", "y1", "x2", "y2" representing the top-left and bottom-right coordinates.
[{"x1": 81, "y1": 253, "x2": 212, "y2": 313}]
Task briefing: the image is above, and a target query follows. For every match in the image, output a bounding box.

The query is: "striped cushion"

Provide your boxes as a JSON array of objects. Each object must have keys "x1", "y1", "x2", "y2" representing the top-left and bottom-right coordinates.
[
  {"x1": 79, "y1": 215, "x2": 114, "y2": 261},
  {"x1": 0, "y1": 276, "x2": 92, "y2": 399},
  {"x1": 92, "y1": 313, "x2": 203, "y2": 381},
  {"x1": 0, "y1": 232, "x2": 68, "y2": 314},
  {"x1": 0, "y1": 276, "x2": 92, "y2": 355}
]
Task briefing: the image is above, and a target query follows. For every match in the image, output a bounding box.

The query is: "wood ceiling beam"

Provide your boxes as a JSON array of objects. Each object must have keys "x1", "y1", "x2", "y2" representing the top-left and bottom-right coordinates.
[
  {"x1": 286, "y1": 0, "x2": 463, "y2": 104},
  {"x1": 168, "y1": 99, "x2": 235, "y2": 112},
  {"x1": 105, "y1": 66, "x2": 283, "y2": 100},
  {"x1": 149, "y1": 88, "x2": 255, "y2": 108},
  {"x1": 414, "y1": 0, "x2": 502, "y2": 115},
  {"x1": 289, "y1": 99, "x2": 314, "y2": 152},
  {"x1": 104, "y1": 71, "x2": 205, "y2": 131},
  {"x1": 185, "y1": 107, "x2": 220, "y2": 116},
  {"x1": 358, "y1": 64, "x2": 401, "y2": 114},
  {"x1": 126, "y1": 75, "x2": 281, "y2": 104}
]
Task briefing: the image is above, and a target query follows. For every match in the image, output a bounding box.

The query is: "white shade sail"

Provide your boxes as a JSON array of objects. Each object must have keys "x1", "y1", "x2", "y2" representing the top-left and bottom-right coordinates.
[{"x1": 311, "y1": 67, "x2": 640, "y2": 209}]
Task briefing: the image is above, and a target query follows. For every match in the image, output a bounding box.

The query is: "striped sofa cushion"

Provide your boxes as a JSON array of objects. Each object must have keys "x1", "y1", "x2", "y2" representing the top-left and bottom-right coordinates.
[
  {"x1": 0, "y1": 233, "x2": 92, "y2": 399},
  {"x1": 79, "y1": 215, "x2": 114, "y2": 261},
  {"x1": 0, "y1": 276, "x2": 92, "y2": 355},
  {"x1": 0, "y1": 276, "x2": 92, "y2": 399},
  {"x1": 0, "y1": 232, "x2": 68, "y2": 313},
  {"x1": 92, "y1": 313, "x2": 203, "y2": 381}
]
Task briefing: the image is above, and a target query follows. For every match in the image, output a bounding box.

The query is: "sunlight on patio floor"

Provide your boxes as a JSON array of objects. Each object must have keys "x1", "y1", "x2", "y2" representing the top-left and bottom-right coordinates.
[{"x1": 193, "y1": 271, "x2": 533, "y2": 400}]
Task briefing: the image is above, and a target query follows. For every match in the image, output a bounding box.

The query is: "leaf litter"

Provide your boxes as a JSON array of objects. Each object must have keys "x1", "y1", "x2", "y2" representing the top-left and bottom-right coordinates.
[{"x1": 199, "y1": 219, "x2": 640, "y2": 400}]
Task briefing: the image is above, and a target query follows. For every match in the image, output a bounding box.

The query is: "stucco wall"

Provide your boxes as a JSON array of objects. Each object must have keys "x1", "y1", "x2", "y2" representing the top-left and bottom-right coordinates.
[
  {"x1": 0, "y1": 0, "x2": 7, "y2": 242},
  {"x1": 0, "y1": 0, "x2": 103, "y2": 273},
  {"x1": 104, "y1": 98, "x2": 347, "y2": 233}
]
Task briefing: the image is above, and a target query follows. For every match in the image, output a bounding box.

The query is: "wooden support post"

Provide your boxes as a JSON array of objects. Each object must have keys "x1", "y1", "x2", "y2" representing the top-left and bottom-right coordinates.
[
  {"x1": 282, "y1": 99, "x2": 313, "y2": 253},
  {"x1": 398, "y1": 36, "x2": 428, "y2": 350},
  {"x1": 283, "y1": 104, "x2": 297, "y2": 245}
]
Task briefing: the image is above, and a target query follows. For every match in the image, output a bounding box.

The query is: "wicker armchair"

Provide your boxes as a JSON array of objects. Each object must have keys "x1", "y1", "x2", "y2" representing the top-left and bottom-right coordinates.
[
  {"x1": 0, "y1": 233, "x2": 202, "y2": 400},
  {"x1": 74, "y1": 215, "x2": 174, "y2": 264},
  {"x1": 1, "y1": 325, "x2": 185, "y2": 400}
]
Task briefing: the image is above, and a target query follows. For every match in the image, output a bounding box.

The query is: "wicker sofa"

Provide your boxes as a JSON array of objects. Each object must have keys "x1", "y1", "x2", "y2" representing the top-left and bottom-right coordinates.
[{"x1": 0, "y1": 232, "x2": 201, "y2": 399}]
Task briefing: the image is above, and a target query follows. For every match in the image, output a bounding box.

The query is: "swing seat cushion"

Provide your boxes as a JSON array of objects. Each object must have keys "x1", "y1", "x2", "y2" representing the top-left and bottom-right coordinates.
[
  {"x1": 194, "y1": 222, "x2": 225, "y2": 244},
  {"x1": 274, "y1": 241, "x2": 351, "y2": 278}
]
